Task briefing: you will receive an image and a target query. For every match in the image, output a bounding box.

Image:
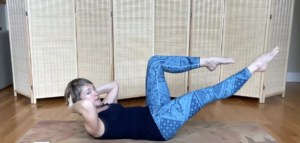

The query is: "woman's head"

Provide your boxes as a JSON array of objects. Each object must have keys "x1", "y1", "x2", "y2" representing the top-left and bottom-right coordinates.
[{"x1": 64, "y1": 78, "x2": 102, "y2": 107}]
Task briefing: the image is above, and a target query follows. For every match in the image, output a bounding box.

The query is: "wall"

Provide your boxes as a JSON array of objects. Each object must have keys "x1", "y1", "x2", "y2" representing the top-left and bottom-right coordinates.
[
  {"x1": 0, "y1": 4, "x2": 8, "y2": 30},
  {"x1": 287, "y1": 0, "x2": 300, "y2": 82},
  {"x1": 0, "y1": 31, "x2": 12, "y2": 89},
  {"x1": 0, "y1": 2, "x2": 12, "y2": 89},
  {"x1": 5, "y1": 4, "x2": 8, "y2": 30}
]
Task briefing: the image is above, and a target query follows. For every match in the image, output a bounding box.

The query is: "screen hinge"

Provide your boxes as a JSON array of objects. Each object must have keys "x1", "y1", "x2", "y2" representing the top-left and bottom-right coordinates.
[{"x1": 270, "y1": 15, "x2": 272, "y2": 19}]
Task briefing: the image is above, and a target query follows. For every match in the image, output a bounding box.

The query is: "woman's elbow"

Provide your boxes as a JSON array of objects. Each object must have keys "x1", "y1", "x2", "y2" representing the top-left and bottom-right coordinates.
[{"x1": 81, "y1": 100, "x2": 95, "y2": 111}]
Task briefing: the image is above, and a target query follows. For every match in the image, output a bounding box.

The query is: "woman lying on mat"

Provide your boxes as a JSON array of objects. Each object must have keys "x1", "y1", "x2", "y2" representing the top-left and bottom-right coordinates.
[{"x1": 64, "y1": 47, "x2": 279, "y2": 141}]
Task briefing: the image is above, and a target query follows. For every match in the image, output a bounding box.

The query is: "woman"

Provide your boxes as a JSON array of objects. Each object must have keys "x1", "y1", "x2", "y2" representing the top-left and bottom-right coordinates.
[{"x1": 65, "y1": 47, "x2": 279, "y2": 141}]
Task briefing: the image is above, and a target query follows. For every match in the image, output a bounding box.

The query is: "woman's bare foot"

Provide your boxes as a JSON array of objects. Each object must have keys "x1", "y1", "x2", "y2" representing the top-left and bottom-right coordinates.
[
  {"x1": 247, "y1": 46, "x2": 280, "y2": 74},
  {"x1": 200, "y1": 57, "x2": 236, "y2": 71}
]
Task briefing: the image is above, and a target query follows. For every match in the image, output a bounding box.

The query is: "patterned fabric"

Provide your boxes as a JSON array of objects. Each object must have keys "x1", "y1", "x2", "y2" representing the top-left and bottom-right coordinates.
[{"x1": 146, "y1": 55, "x2": 252, "y2": 140}]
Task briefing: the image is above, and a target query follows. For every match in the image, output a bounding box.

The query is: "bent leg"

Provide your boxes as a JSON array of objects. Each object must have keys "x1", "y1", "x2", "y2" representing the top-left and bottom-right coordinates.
[
  {"x1": 145, "y1": 55, "x2": 200, "y2": 108},
  {"x1": 150, "y1": 46, "x2": 280, "y2": 140},
  {"x1": 150, "y1": 68, "x2": 251, "y2": 140}
]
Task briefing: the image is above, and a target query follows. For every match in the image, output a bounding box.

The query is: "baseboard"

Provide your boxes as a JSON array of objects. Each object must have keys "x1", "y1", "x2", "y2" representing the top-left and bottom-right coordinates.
[{"x1": 286, "y1": 72, "x2": 300, "y2": 82}]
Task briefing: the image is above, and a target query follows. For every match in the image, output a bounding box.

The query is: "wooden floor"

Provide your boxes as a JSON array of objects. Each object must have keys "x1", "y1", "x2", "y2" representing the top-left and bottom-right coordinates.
[{"x1": 0, "y1": 83, "x2": 299, "y2": 143}]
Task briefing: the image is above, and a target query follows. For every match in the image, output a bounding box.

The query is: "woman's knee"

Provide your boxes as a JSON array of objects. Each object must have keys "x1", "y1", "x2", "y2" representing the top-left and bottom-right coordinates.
[
  {"x1": 148, "y1": 55, "x2": 167, "y2": 67},
  {"x1": 148, "y1": 55, "x2": 161, "y2": 63}
]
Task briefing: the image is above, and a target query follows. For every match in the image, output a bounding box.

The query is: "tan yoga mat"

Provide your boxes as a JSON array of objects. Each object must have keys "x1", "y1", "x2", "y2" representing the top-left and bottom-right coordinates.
[{"x1": 17, "y1": 121, "x2": 277, "y2": 143}]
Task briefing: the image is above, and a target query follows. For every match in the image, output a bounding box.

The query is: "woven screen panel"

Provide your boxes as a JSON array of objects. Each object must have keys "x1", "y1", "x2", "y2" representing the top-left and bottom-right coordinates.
[
  {"x1": 113, "y1": 0, "x2": 153, "y2": 98},
  {"x1": 190, "y1": 0, "x2": 223, "y2": 92},
  {"x1": 263, "y1": 0, "x2": 294, "y2": 96},
  {"x1": 28, "y1": 0, "x2": 77, "y2": 98},
  {"x1": 155, "y1": 0, "x2": 189, "y2": 97},
  {"x1": 7, "y1": 0, "x2": 31, "y2": 96},
  {"x1": 76, "y1": 0, "x2": 112, "y2": 98},
  {"x1": 222, "y1": 0, "x2": 269, "y2": 97}
]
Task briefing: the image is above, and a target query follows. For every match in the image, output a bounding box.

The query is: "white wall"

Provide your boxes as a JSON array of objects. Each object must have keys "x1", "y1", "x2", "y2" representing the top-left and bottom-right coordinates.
[
  {"x1": 287, "y1": 0, "x2": 300, "y2": 82},
  {"x1": 0, "y1": 4, "x2": 8, "y2": 31}
]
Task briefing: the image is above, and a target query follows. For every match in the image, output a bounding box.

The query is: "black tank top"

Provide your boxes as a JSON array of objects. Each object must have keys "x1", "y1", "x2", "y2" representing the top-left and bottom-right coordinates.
[{"x1": 92, "y1": 104, "x2": 165, "y2": 141}]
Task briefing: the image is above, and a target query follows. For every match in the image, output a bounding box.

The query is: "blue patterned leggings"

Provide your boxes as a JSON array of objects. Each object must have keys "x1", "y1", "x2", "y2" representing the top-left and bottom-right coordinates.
[{"x1": 146, "y1": 55, "x2": 252, "y2": 140}]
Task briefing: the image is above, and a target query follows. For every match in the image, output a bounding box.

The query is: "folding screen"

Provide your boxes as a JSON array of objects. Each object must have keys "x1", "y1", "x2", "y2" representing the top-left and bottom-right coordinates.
[
  {"x1": 27, "y1": 0, "x2": 77, "y2": 103},
  {"x1": 76, "y1": 0, "x2": 113, "y2": 98},
  {"x1": 154, "y1": 0, "x2": 190, "y2": 97},
  {"x1": 113, "y1": 0, "x2": 154, "y2": 98},
  {"x1": 263, "y1": 0, "x2": 294, "y2": 101},
  {"x1": 7, "y1": 0, "x2": 32, "y2": 98},
  {"x1": 221, "y1": 0, "x2": 269, "y2": 98},
  {"x1": 7, "y1": 0, "x2": 294, "y2": 103},
  {"x1": 189, "y1": 0, "x2": 224, "y2": 92}
]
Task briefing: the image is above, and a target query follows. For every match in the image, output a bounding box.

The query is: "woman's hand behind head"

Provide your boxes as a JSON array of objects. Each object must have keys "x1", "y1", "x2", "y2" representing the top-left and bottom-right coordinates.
[{"x1": 68, "y1": 96, "x2": 74, "y2": 109}]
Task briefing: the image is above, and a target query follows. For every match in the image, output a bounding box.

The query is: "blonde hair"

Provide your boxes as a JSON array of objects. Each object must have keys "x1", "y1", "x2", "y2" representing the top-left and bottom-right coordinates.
[{"x1": 64, "y1": 78, "x2": 93, "y2": 105}]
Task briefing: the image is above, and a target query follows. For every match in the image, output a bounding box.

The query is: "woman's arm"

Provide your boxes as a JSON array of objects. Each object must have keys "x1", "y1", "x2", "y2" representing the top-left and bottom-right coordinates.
[
  {"x1": 69, "y1": 99, "x2": 102, "y2": 137},
  {"x1": 96, "y1": 81, "x2": 119, "y2": 104},
  {"x1": 69, "y1": 100, "x2": 84, "y2": 114}
]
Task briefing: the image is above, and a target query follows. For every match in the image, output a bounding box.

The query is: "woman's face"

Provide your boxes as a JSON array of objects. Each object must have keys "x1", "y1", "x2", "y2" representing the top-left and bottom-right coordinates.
[{"x1": 80, "y1": 84, "x2": 102, "y2": 107}]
